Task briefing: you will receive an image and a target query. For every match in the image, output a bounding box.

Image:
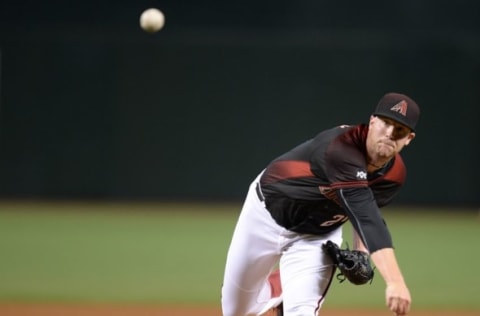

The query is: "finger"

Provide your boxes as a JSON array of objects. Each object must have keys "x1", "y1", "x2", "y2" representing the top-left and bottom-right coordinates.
[
  {"x1": 388, "y1": 298, "x2": 403, "y2": 316},
  {"x1": 388, "y1": 297, "x2": 397, "y2": 310},
  {"x1": 393, "y1": 299, "x2": 410, "y2": 316}
]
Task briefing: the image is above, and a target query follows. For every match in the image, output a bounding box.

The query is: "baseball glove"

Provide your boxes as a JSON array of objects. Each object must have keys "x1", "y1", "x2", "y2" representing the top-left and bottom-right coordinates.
[{"x1": 322, "y1": 240, "x2": 374, "y2": 285}]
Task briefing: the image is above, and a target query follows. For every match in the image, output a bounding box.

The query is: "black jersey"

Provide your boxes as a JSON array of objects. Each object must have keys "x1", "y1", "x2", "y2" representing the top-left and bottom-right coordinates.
[{"x1": 259, "y1": 124, "x2": 406, "y2": 252}]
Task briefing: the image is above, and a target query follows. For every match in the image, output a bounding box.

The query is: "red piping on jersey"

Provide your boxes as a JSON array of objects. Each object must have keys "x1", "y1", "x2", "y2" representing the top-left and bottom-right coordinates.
[
  {"x1": 261, "y1": 160, "x2": 314, "y2": 185},
  {"x1": 330, "y1": 181, "x2": 368, "y2": 189}
]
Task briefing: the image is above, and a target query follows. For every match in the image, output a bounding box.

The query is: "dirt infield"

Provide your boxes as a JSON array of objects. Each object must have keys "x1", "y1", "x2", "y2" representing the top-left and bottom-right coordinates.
[{"x1": 0, "y1": 304, "x2": 477, "y2": 316}]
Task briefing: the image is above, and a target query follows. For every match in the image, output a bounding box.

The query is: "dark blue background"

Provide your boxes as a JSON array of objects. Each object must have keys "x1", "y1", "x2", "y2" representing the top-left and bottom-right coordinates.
[{"x1": 0, "y1": 1, "x2": 478, "y2": 206}]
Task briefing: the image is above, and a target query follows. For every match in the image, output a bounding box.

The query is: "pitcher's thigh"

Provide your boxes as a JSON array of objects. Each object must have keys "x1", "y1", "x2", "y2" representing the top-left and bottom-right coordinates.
[
  {"x1": 221, "y1": 196, "x2": 282, "y2": 315},
  {"x1": 279, "y1": 234, "x2": 340, "y2": 315},
  {"x1": 222, "y1": 227, "x2": 280, "y2": 316}
]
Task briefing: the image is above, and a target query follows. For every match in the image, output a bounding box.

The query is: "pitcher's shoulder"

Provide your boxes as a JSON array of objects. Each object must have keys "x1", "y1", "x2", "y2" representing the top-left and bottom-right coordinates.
[{"x1": 385, "y1": 154, "x2": 407, "y2": 183}]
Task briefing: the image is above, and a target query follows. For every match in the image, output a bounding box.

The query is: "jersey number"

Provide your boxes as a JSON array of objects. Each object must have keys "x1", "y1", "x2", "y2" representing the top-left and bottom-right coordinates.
[{"x1": 320, "y1": 215, "x2": 348, "y2": 227}]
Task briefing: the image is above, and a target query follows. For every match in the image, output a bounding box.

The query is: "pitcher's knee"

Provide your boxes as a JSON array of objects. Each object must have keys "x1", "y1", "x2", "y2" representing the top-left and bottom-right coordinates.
[
  {"x1": 221, "y1": 306, "x2": 257, "y2": 316},
  {"x1": 283, "y1": 304, "x2": 320, "y2": 316},
  {"x1": 221, "y1": 299, "x2": 260, "y2": 316}
]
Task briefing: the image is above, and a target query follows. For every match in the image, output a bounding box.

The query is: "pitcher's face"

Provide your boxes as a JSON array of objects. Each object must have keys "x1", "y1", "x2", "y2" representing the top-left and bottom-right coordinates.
[{"x1": 367, "y1": 116, "x2": 415, "y2": 159}]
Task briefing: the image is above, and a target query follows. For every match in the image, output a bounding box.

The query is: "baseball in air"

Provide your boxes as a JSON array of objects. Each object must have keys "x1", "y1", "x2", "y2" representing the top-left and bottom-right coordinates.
[{"x1": 140, "y1": 8, "x2": 165, "y2": 33}]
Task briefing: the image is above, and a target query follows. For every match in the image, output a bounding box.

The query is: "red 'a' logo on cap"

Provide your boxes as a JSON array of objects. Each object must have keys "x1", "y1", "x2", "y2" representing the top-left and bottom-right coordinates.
[{"x1": 390, "y1": 100, "x2": 408, "y2": 116}]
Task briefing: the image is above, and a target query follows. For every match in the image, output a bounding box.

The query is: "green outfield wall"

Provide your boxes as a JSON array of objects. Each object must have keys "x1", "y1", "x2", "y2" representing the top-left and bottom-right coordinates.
[{"x1": 0, "y1": 1, "x2": 478, "y2": 205}]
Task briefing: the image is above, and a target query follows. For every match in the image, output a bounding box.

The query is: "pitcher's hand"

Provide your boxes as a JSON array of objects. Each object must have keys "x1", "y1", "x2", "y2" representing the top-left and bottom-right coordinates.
[{"x1": 386, "y1": 282, "x2": 411, "y2": 315}]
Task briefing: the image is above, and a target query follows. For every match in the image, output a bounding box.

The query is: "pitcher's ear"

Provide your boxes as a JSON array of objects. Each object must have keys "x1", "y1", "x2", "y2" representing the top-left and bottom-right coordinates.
[{"x1": 405, "y1": 132, "x2": 416, "y2": 145}]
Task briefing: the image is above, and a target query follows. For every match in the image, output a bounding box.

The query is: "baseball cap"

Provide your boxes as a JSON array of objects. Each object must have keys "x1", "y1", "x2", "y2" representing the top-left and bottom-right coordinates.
[{"x1": 373, "y1": 92, "x2": 420, "y2": 131}]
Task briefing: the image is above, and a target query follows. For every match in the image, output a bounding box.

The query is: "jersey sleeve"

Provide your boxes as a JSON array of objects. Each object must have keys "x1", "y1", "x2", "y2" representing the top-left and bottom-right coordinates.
[{"x1": 336, "y1": 187, "x2": 393, "y2": 252}]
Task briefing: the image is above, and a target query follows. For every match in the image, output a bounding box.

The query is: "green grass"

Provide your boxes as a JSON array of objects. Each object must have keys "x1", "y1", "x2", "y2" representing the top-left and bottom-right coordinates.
[
  {"x1": 328, "y1": 209, "x2": 480, "y2": 310},
  {"x1": 0, "y1": 201, "x2": 478, "y2": 311},
  {"x1": 0, "y1": 201, "x2": 238, "y2": 304}
]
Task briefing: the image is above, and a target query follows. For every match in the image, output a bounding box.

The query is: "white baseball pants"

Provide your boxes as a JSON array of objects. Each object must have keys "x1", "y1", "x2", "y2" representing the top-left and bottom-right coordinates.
[{"x1": 221, "y1": 172, "x2": 343, "y2": 316}]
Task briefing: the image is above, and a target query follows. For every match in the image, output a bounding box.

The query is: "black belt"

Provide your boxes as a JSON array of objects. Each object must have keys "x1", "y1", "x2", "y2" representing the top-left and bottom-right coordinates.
[{"x1": 256, "y1": 182, "x2": 265, "y2": 201}]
